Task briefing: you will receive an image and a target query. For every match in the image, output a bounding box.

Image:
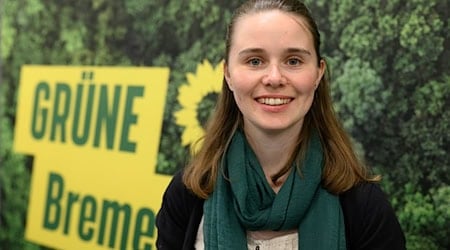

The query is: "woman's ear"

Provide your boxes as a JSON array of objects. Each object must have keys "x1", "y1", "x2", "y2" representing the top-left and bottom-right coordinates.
[
  {"x1": 224, "y1": 63, "x2": 233, "y2": 91},
  {"x1": 315, "y1": 59, "x2": 326, "y2": 89}
]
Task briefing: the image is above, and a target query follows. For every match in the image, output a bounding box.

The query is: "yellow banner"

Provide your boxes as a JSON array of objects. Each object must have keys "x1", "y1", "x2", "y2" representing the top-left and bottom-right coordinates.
[{"x1": 14, "y1": 65, "x2": 171, "y2": 250}]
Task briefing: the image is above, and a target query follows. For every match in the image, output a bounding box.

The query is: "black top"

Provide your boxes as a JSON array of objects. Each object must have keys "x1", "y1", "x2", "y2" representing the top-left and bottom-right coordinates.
[{"x1": 156, "y1": 171, "x2": 406, "y2": 250}]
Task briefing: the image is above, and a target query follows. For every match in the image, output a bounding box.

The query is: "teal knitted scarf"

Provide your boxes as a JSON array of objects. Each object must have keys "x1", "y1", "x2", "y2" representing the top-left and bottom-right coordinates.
[{"x1": 203, "y1": 130, "x2": 346, "y2": 249}]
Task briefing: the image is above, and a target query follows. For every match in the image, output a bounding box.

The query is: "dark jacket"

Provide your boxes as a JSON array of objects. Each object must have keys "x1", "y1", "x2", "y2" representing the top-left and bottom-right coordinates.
[{"x1": 156, "y1": 171, "x2": 406, "y2": 250}]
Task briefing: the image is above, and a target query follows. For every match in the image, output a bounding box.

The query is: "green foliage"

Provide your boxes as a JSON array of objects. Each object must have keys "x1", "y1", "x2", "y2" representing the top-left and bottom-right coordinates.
[
  {"x1": 317, "y1": 0, "x2": 449, "y2": 187},
  {"x1": 0, "y1": 89, "x2": 40, "y2": 249},
  {"x1": 308, "y1": 0, "x2": 449, "y2": 248},
  {"x1": 397, "y1": 184, "x2": 450, "y2": 250},
  {"x1": 399, "y1": 77, "x2": 450, "y2": 188},
  {"x1": 0, "y1": 0, "x2": 15, "y2": 60},
  {"x1": 1, "y1": 1, "x2": 40, "y2": 248},
  {"x1": 333, "y1": 58, "x2": 389, "y2": 133}
]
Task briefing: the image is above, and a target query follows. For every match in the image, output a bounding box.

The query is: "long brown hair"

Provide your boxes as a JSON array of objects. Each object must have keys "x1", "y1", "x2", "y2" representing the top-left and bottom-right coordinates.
[{"x1": 183, "y1": 0, "x2": 379, "y2": 199}]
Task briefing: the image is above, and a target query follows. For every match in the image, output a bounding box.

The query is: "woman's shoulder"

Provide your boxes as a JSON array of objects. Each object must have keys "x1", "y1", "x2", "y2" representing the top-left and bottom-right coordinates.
[
  {"x1": 339, "y1": 182, "x2": 406, "y2": 249},
  {"x1": 340, "y1": 182, "x2": 388, "y2": 207},
  {"x1": 156, "y1": 170, "x2": 205, "y2": 249},
  {"x1": 161, "y1": 170, "x2": 204, "y2": 207}
]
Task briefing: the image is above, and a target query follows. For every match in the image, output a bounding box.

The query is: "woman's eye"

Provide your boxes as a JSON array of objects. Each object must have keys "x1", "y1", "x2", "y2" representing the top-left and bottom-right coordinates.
[
  {"x1": 287, "y1": 58, "x2": 301, "y2": 66},
  {"x1": 248, "y1": 58, "x2": 262, "y2": 66}
]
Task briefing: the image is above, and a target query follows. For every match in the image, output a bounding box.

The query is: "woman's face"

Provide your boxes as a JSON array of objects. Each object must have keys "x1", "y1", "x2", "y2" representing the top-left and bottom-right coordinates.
[{"x1": 225, "y1": 10, "x2": 325, "y2": 136}]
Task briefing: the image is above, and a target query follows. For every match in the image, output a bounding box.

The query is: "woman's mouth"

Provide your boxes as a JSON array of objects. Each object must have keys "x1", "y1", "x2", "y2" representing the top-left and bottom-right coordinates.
[{"x1": 256, "y1": 97, "x2": 292, "y2": 106}]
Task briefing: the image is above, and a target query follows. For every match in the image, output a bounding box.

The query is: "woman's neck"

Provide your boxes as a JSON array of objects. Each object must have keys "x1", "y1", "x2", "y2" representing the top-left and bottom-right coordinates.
[{"x1": 244, "y1": 127, "x2": 300, "y2": 191}]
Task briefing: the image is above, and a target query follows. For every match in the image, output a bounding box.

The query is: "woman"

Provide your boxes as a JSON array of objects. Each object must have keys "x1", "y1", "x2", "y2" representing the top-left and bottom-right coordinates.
[{"x1": 156, "y1": 0, "x2": 405, "y2": 249}]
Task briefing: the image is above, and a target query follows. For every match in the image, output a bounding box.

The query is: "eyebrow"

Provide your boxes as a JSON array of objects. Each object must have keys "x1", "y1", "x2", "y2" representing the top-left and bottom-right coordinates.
[{"x1": 238, "y1": 47, "x2": 312, "y2": 56}]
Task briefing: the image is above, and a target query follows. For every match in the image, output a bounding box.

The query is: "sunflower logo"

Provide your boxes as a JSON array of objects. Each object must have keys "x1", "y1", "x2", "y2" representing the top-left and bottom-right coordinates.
[{"x1": 174, "y1": 60, "x2": 223, "y2": 152}]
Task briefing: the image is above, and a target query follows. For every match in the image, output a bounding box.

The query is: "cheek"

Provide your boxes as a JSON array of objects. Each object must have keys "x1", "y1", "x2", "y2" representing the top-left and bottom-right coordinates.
[
  {"x1": 297, "y1": 72, "x2": 321, "y2": 92},
  {"x1": 232, "y1": 91, "x2": 246, "y2": 113},
  {"x1": 232, "y1": 88, "x2": 247, "y2": 104},
  {"x1": 228, "y1": 72, "x2": 255, "y2": 94},
  {"x1": 230, "y1": 81, "x2": 253, "y2": 109}
]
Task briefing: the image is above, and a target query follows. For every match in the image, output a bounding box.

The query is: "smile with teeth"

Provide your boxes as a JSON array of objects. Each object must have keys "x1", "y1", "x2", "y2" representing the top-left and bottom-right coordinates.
[{"x1": 256, "y1": 97, "x2": 292, "y2": 106}]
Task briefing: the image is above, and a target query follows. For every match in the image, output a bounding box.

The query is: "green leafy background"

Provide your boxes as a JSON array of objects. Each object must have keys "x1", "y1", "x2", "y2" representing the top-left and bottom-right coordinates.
[{"x1": 0, "y1": 0, "x2": 448, "y2": 249}]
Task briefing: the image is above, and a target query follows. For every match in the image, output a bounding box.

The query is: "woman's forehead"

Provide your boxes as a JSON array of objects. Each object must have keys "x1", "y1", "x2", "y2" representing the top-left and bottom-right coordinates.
[{"x1": 230, "y1": 10, "x2": 314, "y2": 49}]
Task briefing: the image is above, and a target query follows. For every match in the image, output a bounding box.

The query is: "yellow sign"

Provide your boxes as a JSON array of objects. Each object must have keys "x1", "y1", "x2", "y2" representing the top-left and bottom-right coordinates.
[{"x1": 14, "y1": 65, "x2": 171, "y2": 250}]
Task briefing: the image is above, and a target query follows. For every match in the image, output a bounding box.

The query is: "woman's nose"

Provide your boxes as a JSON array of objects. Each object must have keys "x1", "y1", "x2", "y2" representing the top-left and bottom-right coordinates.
[{"x1": 262, "y1": 64, "x2": 286, "y2": 87}]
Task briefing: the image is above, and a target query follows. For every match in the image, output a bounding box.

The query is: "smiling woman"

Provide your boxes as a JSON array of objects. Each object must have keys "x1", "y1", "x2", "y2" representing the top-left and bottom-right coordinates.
[
  {"x1": 224, "y1": 9, "x2": 324, "y2": 135},
  {"x1": 157, "y1": 0, "x2": 405, "y2": 249}
]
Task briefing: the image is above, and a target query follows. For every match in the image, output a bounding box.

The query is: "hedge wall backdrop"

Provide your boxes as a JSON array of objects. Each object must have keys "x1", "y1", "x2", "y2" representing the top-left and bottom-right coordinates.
[{"x1": 0, "y1": 0, "x2": 448, "y2": 249}]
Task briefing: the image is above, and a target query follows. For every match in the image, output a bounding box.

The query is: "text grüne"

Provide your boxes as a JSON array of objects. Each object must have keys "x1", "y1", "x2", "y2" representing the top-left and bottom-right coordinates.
[{"x1": 31, "y1": 75, "x2": 144, "y2": 153}]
